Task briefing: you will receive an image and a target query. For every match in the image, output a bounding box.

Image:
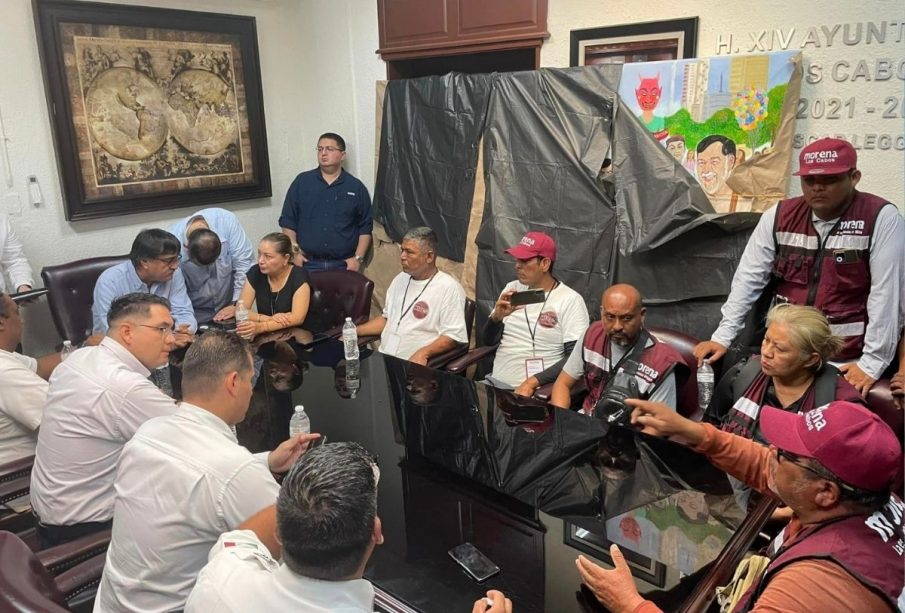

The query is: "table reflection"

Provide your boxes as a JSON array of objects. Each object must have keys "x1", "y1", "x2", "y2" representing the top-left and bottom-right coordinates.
[{"x1": 234, "y1": 332, "x2": 755, "y2": 612}]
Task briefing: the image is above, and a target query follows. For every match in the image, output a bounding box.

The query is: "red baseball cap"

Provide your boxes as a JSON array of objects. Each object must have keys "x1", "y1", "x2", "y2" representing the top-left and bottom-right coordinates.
[
  {"x1": 505, "y1": 232, "x2": 556, "y2": 261},
  {"x1": 760, "y1": 401, "x2": 901, "y2": 492},
  {"x1": 793, "y1": 138, "x2": 857, "y2": 176}
]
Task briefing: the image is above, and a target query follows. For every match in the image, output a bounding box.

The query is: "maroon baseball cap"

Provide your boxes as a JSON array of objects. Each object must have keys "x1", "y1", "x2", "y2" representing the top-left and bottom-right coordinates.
[
  {"x1": 760, "y1": 401, "x2": 901, "y2": 492},
  {"x1": 793, "y1": 138, "x2": 857, "y2": 176},
  {"x1": 505, "y1": 232, "x2": 556, "y2": 261}
]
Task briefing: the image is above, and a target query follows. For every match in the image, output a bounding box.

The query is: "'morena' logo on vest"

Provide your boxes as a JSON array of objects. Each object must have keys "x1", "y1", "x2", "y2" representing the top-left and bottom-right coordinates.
[
  {"x1": 636, "y1": 362, "x2": 660, "y2": 381},
  {"x1": 838, "y1": 220, "x2": 865, "y2": 232}
]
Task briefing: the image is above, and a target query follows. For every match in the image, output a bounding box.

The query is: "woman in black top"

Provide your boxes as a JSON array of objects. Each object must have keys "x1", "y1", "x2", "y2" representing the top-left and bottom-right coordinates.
[{"x1": 237, "y1": 232, "x2": 311, "y2": 337}]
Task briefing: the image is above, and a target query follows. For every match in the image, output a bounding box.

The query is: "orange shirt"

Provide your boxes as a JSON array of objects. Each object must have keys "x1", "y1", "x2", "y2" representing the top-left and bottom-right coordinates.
[{"x1": 631, "y1": 424, "x2": 892, "y2": 613}]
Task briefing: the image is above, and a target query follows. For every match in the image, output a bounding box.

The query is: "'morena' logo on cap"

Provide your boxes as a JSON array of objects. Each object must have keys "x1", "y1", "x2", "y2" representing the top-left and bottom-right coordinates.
[
  {"x1": 520, "y1": 236, "x2": 536, "y2": 247},
  {"x1": 805, "y1": 405, "x2": 828, "y2": 431},
  {"x1": 803, "y1": 150, "x2": 839, "y2": 163}
]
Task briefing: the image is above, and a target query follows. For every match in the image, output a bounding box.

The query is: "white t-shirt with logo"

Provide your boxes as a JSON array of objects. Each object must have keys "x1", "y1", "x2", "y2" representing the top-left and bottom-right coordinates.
[
  {"x1": 490, "y1": 280, "x2": 589, "y2": 387},
  {"x1": 380, "y1": 270, "x2": 468, "y2": 360}
]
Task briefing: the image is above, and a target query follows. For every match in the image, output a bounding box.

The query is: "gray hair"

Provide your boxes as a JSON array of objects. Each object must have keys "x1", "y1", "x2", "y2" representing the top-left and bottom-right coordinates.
[
  {"x1": 402, "y1": 226, "x2": 438, "y2": 255},
  {"x1": 277, "y1": 442, "x2": 378, "y2": 580}
]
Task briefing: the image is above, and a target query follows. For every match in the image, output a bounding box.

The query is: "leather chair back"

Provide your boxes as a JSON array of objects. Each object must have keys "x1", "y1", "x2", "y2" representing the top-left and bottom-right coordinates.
[
  {"x1": 648, "y1": 326, "x2": 700, "y2": 418},
  {"x1": 41, "y1": 255, "x2": 128, "y2": 345},
  {"x1": 306, "y1": 270, "x2": 374, "y2": 332},
  {"x1": 464, "y1": 297, "x2": 477, "y2": 340},
  {"x1": 0, "y1": 531, "x2": 68, "y2": 612},
  {"x1": 866, "y1": 379, "x2": 904, "y2": 496},
  {"x1": 867, "y1": 379, "x2": 904, "y2": 444}
]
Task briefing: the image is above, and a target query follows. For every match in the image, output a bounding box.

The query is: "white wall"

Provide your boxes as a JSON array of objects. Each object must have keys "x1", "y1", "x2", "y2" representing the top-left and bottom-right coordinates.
[
  {"x1": 542, "y1": 0, "x2": 905, "y2": 208},
  {"x1": 0, "y1": 0, "x2": 383, "y2": 278},
  {"x1": 3, "y1": 0, "x2": 899, "y2": 283}
]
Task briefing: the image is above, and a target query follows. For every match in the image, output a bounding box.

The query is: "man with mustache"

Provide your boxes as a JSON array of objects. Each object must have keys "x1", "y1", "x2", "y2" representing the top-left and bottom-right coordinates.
[
  {"x1": 550, "y1": 284, "x2": 683, "y2": 414},
  {"x1": 695, "y1": 138, "x2": 904, "y2": 396},
  {"x1": 578, "y1": 399, "x2": 903, "y2": 613}
]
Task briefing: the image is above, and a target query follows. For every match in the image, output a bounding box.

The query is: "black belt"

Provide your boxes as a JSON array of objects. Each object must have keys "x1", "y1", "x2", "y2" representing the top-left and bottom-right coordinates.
[{"x1": 34, "y1": 513, "x2": 112, "y2": 547}]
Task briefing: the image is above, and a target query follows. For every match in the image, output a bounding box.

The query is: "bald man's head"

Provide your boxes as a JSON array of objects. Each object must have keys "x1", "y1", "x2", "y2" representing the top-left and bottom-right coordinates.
[{"x1": 600, "y1": 284, "x2": 645, "y2": 346}]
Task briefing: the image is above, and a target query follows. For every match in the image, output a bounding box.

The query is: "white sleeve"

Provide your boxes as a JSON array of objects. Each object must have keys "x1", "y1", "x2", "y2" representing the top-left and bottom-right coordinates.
[
  {"x1": 437, "y1": 279, "x2": 467, "y2": 343},
  {"x1": 0, "y1": 215, "x2": 34, "y2": 291},
  {"x1": 858, "y1": 205, "x2": 904, "y2": 379},
  {"x1": 116, "y1": 382, "x2": 179, "y2": 439},
  {"x1": 561, "y1": 330, "x2": 588, "y2": 380},
  {"x1": 0, "y1": 365, "x2": 47, "y2": 431},
  {"x1": 382, "y1": 275, "x2": 400, "y2": 319},
  {"x1": 559, "y1": 292, "x2": 591, "y2": 343},
  {"x1": 712, "y1": 206, "x2": 778, "y2": 347},
  {"x1": 649, "y1": 371, "x2": 677, "y2": 410},
  {"x1": 185, "y1": 530, "x2": 277, "y2": 613},
  {"x1": 219, "y1": 461, "x2": 280, "y2": 529}
]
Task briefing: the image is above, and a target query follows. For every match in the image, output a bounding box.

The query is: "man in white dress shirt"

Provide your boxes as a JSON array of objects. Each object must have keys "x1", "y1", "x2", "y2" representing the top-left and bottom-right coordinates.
[
  {"x1": 0, "y1": 292, "x2": 62, "y2": 465},
  {"x1": 95, "y1": 330, "x2": 317, "y2": 613},
  {"x1": 356, "y1": 227, "x2": 467, "y2": 364},
  {"x1": 30, "y1": 293, "x2": 179, "y2": 547},
  {"x1": 186, "y1": 442, "x2": 382, "y2": 613},
  {"x1": 0, "y1": 213, "x2": 33, "y2": 294}
]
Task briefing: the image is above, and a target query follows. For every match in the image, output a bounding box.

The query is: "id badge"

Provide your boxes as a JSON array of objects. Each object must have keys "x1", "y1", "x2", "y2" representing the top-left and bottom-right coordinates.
[
  {"x1": 382, "y1": 332, "x2": 402, "y2": 356},
  {"x1": 525, "y1": 358, "x2": 544, "y2": 379}
]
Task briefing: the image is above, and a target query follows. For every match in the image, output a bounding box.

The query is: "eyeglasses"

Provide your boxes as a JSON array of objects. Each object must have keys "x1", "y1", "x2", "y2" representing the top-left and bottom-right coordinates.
[
  {"x1": 316, "y1": 146, "x2": 343, "y2": 153},
  {"x1": 775, "y1": 448, "x2": 856, "y2": 493},
  {"x1": 154, "y1": 255, "x2": 181, "y2": 266},
  {"x1": 134, "y1": 324, "x2": 176, "y2": 338}
]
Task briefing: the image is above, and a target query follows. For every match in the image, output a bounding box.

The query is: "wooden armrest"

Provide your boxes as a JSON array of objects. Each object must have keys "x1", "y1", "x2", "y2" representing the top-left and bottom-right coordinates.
[
  {"x1": 427, "y1": 343, "x2": 469, "y2": 370},
  {"x1": 0, "y1": 476, "x2": 30, "y2": 505},
  {"x1": 0, "y1": 455, "x2": 35, "y2": 483},
  {"x1": 445, "y1": 344, "x2": 499, "y2": 374},
  {"x1": 38, "y1": 529, "x2": 112, "y2": 576},
  {"x1": 54, "y1": 552, "x2": 106, "y2": 602}
]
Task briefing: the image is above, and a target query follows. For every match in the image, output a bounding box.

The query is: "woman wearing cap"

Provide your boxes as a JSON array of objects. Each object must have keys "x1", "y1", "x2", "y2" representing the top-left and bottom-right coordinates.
[{"x1": 706, "y1": 304, "x2": 864, "y2": 444}]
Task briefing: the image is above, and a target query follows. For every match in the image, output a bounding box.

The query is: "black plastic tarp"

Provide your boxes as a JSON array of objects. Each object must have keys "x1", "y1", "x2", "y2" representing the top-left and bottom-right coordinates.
[
  {"x1": 475, "y1": 67, "x2": 617, "y2": 322},
  {"x1": 374, "y1": 66, "x2": 765, "y2": 338},
  {"x1": 374, "y1": 73, "x2": 493, "y2": 261}
]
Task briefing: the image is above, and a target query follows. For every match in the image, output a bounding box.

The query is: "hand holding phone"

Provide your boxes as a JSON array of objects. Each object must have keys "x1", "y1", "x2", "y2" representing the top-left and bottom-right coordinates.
[{"x1": 509, "y1": 289, "x2": 546, "y2": 307}]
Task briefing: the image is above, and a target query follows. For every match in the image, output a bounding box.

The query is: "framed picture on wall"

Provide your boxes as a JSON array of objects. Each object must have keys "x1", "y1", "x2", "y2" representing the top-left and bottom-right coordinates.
[
  {"x1": 569, "y1": 18, "x2": 698, "y2": 67},
  {"x1": 33, "y1": 0, "x2": 271, "y2": 221}
]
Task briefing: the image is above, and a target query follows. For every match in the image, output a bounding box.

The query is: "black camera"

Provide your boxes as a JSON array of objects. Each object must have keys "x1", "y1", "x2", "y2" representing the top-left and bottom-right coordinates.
[{"x1": 593, "y1": 363, "x2": 640, "y2": 425}]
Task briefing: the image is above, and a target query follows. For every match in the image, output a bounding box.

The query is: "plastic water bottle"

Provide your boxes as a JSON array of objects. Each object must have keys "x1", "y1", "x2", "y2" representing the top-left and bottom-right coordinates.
[
  {"x1": 235, "y1": 302, "x2": 251, "y2": 340},
  {"x1": 697, "y1": 360, "x2": 715, "y2": 412},
  {"x1": 60, "y1": 340, "x2": 74, "y2": 361},
  {"x1": 346, "y1": 359, "x2": 360, "y2": 399},
  {"x1": 342, "y1": 317, "x2": 359, "y2": 360},
  {"x1": 288, "y1": 405, "x2": 310, "y2": 438}
]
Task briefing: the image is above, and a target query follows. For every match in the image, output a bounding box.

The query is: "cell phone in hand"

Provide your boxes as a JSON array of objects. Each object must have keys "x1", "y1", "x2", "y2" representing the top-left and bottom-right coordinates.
[
  {"x1": 448, "y1": 542, "x2": 500, "y2": 582},
  {"x1": 509, "y1": 289, "x2": 545, "y2": 306}
]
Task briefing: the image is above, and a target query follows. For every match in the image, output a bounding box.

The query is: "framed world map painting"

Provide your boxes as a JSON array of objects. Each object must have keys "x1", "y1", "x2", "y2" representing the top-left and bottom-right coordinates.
[{"x1": 34, "y1": 0, "x2": 271, "y2": 220}]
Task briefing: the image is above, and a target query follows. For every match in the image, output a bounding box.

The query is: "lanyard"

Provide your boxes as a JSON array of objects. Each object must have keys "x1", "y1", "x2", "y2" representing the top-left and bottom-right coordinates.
[
  {"x1": 524, "y1": 280, "x2": 559, "y2": 355},
  {"x1": 397, "y1": 273, "x2": 436, "y2": 329}
]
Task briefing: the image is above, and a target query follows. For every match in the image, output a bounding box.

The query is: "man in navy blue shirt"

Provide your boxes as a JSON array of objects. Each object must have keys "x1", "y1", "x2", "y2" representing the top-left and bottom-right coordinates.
[{"x1": 279, "y1": 133, "x2": 372, "y2": 271}]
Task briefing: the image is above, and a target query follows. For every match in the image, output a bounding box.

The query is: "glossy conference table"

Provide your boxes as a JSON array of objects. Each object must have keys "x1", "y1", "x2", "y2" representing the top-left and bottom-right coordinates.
[{"x1": 237, "y1": 331, "x2": 773, "y2": 613}]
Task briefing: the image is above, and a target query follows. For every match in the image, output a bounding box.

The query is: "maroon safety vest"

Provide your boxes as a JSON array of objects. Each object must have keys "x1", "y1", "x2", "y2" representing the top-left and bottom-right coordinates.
[
  {"x1": 734, "y1": 495, "x2": 905, "y2": 612},
  {"x1": 580, "y1": 322, "x2": 683, "y2": 413},
  {"x1": 722, "y1": 358, "x2": 863, "y2": 441},
  {"x1": 771, "y1": 191, "x2": 890, "y2": 360}
]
